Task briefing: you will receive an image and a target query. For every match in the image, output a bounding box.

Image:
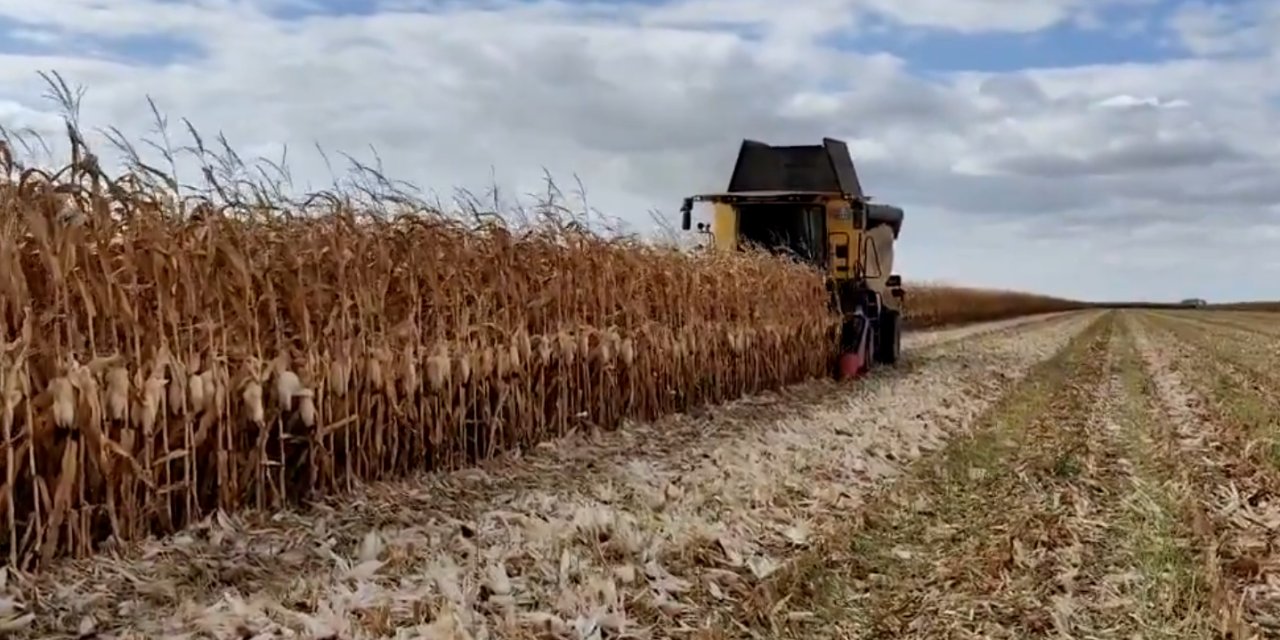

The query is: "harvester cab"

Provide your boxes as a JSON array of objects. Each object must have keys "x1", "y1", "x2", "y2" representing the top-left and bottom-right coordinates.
[{"x1": 678, "y1": 137, "x2": 906, "y2": 379}]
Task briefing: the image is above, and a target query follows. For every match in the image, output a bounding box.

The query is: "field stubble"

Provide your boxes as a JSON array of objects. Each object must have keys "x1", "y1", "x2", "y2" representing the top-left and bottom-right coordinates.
[
  {"x1": 739, "y1": 309, "x2": 1280, "y2": 639},
  {"x1": 1133, "y1": 311, "x2": 1280, "y2": 636}
]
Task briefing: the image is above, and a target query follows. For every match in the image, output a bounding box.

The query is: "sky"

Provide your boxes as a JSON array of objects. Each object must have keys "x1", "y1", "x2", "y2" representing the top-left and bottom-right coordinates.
[{"x1": 0, "y1": 0, "x2": 1277, "y2": 302}]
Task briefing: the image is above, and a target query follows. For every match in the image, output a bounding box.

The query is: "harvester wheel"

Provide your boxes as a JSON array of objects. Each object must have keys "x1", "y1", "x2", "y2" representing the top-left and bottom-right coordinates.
[{"x1": 876, "y1": 310, "x2": 901, "y2": 365}]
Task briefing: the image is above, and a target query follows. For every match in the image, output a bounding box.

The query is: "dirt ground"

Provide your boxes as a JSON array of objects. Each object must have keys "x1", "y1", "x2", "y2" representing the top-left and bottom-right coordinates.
[{"x1": 8, "y1": 309, "x2": 1280, "y2": 640}]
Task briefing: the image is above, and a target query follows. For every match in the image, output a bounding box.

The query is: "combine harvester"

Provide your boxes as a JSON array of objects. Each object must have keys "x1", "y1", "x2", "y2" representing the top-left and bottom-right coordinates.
[{"x1": 679, "y1": 137, "x2": 906, "y2": 380}]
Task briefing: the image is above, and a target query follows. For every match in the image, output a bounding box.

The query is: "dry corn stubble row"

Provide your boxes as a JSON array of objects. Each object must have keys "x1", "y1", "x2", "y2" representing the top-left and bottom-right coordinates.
[{"x1": 0, "y1": 168, "x2": 848, "y2": 571}]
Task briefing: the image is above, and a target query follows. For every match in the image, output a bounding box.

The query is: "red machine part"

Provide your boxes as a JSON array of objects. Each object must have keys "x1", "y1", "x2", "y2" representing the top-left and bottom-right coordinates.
[{"x1": 836, "y1": 316, "x2": 874, "y2": 381}]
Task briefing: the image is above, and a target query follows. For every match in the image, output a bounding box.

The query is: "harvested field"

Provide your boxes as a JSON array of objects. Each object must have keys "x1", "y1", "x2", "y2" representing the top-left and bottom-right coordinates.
[
  {"x1": 1208, "y1": 302, "x2": 1280, "y2": 312},
  {"x1": 733, "y1": 309, "x2": 1280, "y2": 639}
]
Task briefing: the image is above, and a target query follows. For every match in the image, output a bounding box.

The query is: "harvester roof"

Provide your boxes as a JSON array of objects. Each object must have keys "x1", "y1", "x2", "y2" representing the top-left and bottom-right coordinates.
[
  {"x1": 679, "y1": 137, "x2": 905, "y2": 238},
  {"x1": 727, "y1": 137, "x2": 864, "y2": 197}
]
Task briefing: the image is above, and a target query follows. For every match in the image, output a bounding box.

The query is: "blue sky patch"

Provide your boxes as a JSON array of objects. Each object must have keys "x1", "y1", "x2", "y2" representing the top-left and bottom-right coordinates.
[
  {"x1": 0, "y1": 16, "x2": 202, "y2": 66},
  {"x1": 832, "y1": 2, "x2": 1184, "y2": 73},
  {"x1": 0, "y1": 17, "x2": 66, "y2": 56},
  {"x1": 92, "y1": 31, "x2": 205, "y2": 65},
  {"x1": 264, "y1": 0, "x2": 381, "y2": 20}
]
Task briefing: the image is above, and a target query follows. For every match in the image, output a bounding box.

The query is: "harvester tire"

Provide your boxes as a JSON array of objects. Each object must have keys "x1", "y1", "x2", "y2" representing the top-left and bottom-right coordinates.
[{"x1": 876, "y1": 310, "x2": 901, "y2": 365}]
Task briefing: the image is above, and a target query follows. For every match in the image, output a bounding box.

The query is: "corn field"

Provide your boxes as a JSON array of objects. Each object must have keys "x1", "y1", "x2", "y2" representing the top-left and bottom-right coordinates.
[
  {"x1": 902, "y1": 283, "x2": 1082, "y2": 329},
  {"x1": 0, "y1": 146, "x2": 852, "y2": 570}
]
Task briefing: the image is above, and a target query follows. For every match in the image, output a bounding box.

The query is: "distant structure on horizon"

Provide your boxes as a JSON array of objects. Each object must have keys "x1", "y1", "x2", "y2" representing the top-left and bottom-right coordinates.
[{"x1": 1180, "y1": 298, "x2": 1207, "y2": 307}]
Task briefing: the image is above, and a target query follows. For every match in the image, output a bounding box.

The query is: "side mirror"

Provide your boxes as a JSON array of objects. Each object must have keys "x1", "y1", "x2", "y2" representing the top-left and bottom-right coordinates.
[
  {"x1": 890, "y1": 288, "x2": 904, "y2": 299},
  {"x1": 885, "y1": 274, "x2": 902, "y2": 287},
  {"x1": 680, "y1": 198, "x2": 693, "y2": 230}
]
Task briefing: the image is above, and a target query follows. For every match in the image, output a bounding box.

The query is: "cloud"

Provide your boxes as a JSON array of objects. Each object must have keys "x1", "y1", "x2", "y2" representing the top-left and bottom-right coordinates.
[
  {"x1": 0, "y1": 0, "x2": 1275, "y2": 302},
  {"x1": 1168, "y1": 0, "x2": 1280, "y2": 56}
]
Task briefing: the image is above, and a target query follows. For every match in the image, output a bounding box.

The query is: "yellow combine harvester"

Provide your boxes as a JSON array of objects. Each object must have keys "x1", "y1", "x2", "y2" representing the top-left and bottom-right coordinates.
[{"x1": 678, "y1": 137, "x2": 905, "y2": 380}]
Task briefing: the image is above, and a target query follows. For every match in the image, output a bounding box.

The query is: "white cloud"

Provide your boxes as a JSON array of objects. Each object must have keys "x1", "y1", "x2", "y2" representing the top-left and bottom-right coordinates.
[
  {"x1": 0, "y1": 0, "x2": 1275, "y2": 302},
  {"x1": 1094, "y1": 94, "x2": 1190, "y2": 109}
]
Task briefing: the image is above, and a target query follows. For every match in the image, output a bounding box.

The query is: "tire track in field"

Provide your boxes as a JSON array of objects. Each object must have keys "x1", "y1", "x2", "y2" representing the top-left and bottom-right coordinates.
[
  {"x1": 1100, "y1": 314, "x2": 1218, "y2": 638},
  {"x1": 747, "y1": 311, "x2": 1222, "y2": 639},
  {"x1": 1150, "y1": 311, "x2": 1280, "y2": 364},
  {"x1": 1130, "y1": 311, "x2": 1280, "y2": 638},
  {"x1": 1142, "y1": 312, "x2": 1280, "y2": 419},
  {"x1": 901, "y1": 310, "x2": 1077, "y2": 352},
  {"x1": 13, "y1": 313, "x2": 1098, "y2": 639}
]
